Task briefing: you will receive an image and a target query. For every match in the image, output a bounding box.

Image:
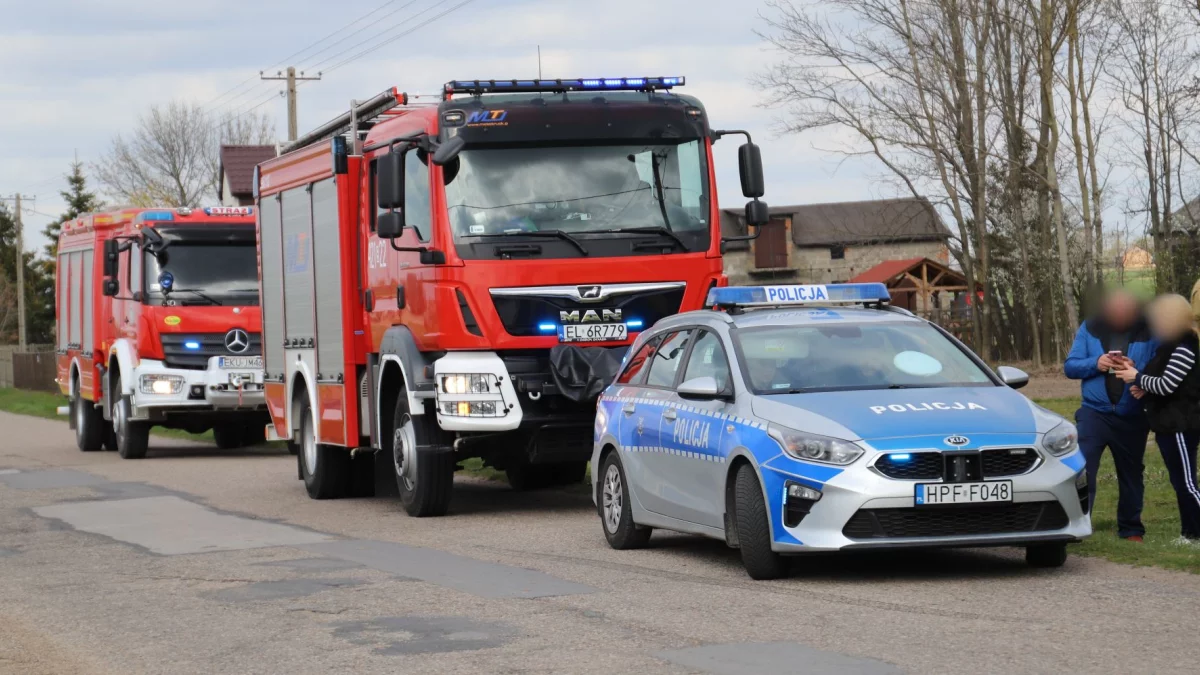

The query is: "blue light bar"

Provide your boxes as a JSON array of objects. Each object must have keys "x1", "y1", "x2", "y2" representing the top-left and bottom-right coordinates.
[
  {"x1": 141, "y1": 211, "x2": 174, "y2": 222},
  {"x1": 538, "y1": 323, "x2": 557, "y2": 333},
  {"x1": 705, "y1": 283, "x2": 890, "y2": 308},
  {"x1": 445, "y1": 76, "x2": 686, "y2": 95},
  {"x1": 184, "y1": 341, "x2": 201, "y2": 350},
  {"x1": 626, "y1": 319, "x2": 644, "y2": 328},
  {"x1": 890, "y1": 453, "x2": 912, "y2": 461}
]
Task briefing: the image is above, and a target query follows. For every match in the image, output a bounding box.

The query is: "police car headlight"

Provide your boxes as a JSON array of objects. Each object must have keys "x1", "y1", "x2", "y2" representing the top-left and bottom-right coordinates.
[
  {"x1": 768, "y1": 424, "x2": 863, "y2": 466},
  {"x1": 1042, "y1": 421, "x2": 1078, "y2": 456}
]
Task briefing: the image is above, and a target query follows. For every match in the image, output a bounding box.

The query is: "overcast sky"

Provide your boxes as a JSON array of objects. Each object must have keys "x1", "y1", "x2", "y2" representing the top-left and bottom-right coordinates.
[{"x1": 1, "y1": 0, "x2": 890, "y2": 254}]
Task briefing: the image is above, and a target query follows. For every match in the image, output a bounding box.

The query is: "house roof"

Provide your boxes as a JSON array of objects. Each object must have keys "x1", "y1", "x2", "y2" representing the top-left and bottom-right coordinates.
[
  {"x1": 219, "y1": 145, "x2": 277, "y2": 199},
  {"x1": 849, "y1": 257, "x2": 927, "y2": 283},
  {"x1": 721, "y1": 197, "x2": 952, "y2": 247}
]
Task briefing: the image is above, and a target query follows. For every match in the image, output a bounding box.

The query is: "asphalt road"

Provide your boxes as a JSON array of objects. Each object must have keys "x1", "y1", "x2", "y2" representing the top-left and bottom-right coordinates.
[{"x1": 3, "y1": 410, "x2": 1200, "y2": 675}]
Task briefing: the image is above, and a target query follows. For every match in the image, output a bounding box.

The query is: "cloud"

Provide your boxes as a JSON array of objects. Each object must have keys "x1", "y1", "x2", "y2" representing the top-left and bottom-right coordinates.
[{"x1": 3, "y1": 0, "x2": 884, "y2": 250}]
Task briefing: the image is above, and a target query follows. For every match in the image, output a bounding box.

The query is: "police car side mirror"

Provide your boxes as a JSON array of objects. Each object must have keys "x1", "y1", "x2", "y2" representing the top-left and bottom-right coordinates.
[
  {"x1": 997, "y1": 366, "x2": 1029, "y2": 390},
  {"x1": 678, "y1": 376, "x2": 722, "y2": 400}
]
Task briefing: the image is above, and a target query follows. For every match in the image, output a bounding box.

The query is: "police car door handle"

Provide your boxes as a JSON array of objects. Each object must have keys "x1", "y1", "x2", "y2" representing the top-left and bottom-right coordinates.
[
  {"x1": 663, "y1": 408, "x2": 677, "y2": 421},
  {"x1": 622, "y1": 403, "x2": 636, "y2": 416}
]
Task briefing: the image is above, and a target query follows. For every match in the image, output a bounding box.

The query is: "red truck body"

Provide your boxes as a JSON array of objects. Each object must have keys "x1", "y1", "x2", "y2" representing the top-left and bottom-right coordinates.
[
  {"x1": 256, "y1": 78, "x2": 763, "y2": 514},
  {"x1": 56, "y1": 207, "x2": 268, "y2": 457}
]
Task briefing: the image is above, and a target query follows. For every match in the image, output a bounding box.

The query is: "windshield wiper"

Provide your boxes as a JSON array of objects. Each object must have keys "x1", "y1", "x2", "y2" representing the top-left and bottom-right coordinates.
[
  {"x1": 649, "y1": 151, "x2": 673, "y2": 232},
  {"x1": 167, "y1": 288, "x2": 222, "y2": 306},
  {"x1": 599, "y1": 226, "x2": 687, "y2": 251},
  {"x1": 481, "y1": 231, "x2": 589, "y2": 256}
]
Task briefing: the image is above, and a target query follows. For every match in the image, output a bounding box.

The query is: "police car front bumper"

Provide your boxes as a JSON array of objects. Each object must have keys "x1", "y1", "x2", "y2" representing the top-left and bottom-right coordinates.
[
  {"x1": 767, "y1": 449, "x2": 1092, "y2": 553},
  {"x1": 128, "y1": 358, "x2": 265, "y2": 419}
]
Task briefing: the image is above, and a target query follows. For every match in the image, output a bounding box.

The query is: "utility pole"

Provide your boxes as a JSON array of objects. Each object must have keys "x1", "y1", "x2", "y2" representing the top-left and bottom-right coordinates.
[
  {"x1": 260, "y1": 67, "x2": 322, "y2": 142},
  {"x1": 1, "y1": 194, "x2": 33, "y2": 348}
]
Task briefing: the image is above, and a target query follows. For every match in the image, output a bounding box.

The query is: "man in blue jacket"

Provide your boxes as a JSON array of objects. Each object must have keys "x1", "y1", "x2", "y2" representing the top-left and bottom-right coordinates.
[{"x1": 1064, "y1": 290, "x2": 1157, "y2": 542}]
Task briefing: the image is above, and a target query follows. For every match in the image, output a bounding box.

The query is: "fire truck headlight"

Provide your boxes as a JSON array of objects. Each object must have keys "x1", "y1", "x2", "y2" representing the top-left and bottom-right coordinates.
[
  {"x1": 440, "y1": 374, "x2": 493, "y2": 395},
  {"x1": 441, "y1": 400, "x2": 502, "y2": 417},
  {"x1": 140, "y1": 374, "x2": 184, "y2": 395}
]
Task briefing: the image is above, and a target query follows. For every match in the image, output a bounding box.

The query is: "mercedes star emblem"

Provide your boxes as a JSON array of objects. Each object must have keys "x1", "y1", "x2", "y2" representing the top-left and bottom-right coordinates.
[{"x1": 224, "y1": 329, "x2": 250, "y2": 354}]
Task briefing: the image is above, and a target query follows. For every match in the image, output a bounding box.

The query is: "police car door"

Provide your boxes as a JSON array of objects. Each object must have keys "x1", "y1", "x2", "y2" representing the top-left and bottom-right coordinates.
[
  {"x1": 658, "y1": 329, "x2": 733, "y2": 528},
  {"x1": 632, "y1": 329, "x2": 693, "y2": 519}
]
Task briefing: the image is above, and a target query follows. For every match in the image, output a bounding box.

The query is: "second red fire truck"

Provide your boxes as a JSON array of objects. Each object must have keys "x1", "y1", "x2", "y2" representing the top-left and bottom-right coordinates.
[
  {"x1": 56, "y1": 207, "x2": 269, "y2": 458},
  {"x1": 256, "y1": 76, "x2": 768, "y2": 515}
]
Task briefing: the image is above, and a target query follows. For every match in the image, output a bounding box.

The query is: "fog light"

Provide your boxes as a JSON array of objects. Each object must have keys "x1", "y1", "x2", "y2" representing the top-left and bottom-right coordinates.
[
  {"x1": 787, "y1": 483, "x2": 822, "y2": 501},
  {"x1": 441, "y1": 400, "x2": 502, "y2": 417},
  {"x1": 784, "y1": 481, "x2": 821, "y2": 528},
  {"x1": 140, "y1": 374, "x2": 184, "y2": 395}
]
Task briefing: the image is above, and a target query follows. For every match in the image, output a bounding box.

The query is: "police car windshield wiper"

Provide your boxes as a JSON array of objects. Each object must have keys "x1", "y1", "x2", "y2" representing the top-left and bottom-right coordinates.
[
  {"x1": 167, "y1": 288, "x2": 223, "y2": 306},
  {"x1": 489, "y1": 230, "x2": 589, "y2": 256},
  {"x1": 598, "y1": 226, "x2": 687, "y2": 250}
]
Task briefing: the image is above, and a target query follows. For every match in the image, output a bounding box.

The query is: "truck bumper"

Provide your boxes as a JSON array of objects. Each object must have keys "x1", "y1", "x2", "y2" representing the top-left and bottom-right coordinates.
[{"x1": 128, "y1": 358, "x2": 266, "y2": 421}]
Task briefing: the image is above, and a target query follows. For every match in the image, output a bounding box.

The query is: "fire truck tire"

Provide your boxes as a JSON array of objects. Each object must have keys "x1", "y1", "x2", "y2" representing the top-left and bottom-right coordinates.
[
  {"x1": 299, "y1": 401, "x2": 349, "y2": 499},
  {"x1": 111, "y1": 389, "x2": 150, "y2": 460},
  {"x1": 392, "y1": 394, "x2": 454, "y2": 517},
  {"x1": 733, "y1": 463, "x2": 789, "y2": 580},
  {"x1": 212, "y1": 425, "x2": 245, "y2": 450},
  {"x1": 73, "y1": 395, "x2": 105, "y2": 452},
  {"x1": 242, "y1": 424, "x2": 267, "y2": 447}
]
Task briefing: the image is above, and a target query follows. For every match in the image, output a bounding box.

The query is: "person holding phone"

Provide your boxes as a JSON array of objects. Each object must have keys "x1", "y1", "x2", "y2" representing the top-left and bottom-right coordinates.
[
  {"x1": 1114, "y1": 294, "x2": 1200, "y2": 545},
  {"x1": 1064, "y1": 290, "x2": 1158, "y2": 542}
]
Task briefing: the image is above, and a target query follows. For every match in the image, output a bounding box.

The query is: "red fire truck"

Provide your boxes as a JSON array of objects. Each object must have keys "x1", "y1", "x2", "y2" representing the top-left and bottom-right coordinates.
[
  {"x1": 255, "y1": 76, "x2": 768, "y2": 515},
  {"x1": 56, "y1": 206, "x2": 269, "y2": 458}
]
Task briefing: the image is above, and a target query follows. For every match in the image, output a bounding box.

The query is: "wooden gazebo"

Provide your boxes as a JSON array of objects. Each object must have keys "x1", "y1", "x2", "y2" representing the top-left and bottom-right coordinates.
[{"x1": 849, "y1": 257, "x2": 979, "y2": 313}]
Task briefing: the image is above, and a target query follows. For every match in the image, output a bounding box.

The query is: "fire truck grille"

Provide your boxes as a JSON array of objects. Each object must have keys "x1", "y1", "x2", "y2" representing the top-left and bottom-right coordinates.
[
  {"x1": 490, "y1": 287, "x2": 685, "y2": 337},
  {"x1": 161, "y1": 333, "x2": 262, "y2": 370}
]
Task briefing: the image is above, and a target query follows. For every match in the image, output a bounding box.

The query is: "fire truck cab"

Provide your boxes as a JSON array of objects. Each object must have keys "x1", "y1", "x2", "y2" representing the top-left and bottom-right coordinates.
[
  {"x1": 56, "y1": 207, "x2": 269, "y2": 459},
  {"x1": 256, "y1": 76, "x2": 768, "y2": 516}
]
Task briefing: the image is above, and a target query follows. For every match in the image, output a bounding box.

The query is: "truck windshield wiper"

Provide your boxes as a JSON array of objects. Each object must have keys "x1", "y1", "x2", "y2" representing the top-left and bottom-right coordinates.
[
  {"x1": 483, "y1": 230, "x2": 589, "y2": 256},
  {"x1": 167, "y1": 288, "x2": 222, "y2": 306},
  {"x1": 599, "y1": 226, "x2": 687, "y2": 251}
]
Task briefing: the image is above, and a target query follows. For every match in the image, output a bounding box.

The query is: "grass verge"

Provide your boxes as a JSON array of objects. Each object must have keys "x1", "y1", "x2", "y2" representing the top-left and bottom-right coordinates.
[
  {"x1": 0, "y1": 387, "x2": 213, "y2": 442},
  {"x1": 1037, "y1": 397, "x2": 1200, "y2": 573}
]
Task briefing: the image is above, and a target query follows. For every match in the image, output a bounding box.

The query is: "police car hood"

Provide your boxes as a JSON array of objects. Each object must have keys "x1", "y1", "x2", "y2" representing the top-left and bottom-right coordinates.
[{"x1": 751, "y1": 385, "x2": 1055, "y2": 443}]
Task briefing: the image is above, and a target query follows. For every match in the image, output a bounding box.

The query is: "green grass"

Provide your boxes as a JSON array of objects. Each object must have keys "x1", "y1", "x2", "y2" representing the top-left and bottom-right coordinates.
[
  {"x1": 1037, "y1": 396, "x2": 1200, "y2": 573},
  {"x1": 1104, "y1": 267, "x2": 1157, "y2": 300},
  {"x1": 0, "y1": 387, "x2": 214, "y2": 442}
]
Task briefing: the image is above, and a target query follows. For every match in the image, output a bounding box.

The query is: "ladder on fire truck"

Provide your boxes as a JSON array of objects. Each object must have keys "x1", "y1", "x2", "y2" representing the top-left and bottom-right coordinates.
[{"x1": 282, "y1": 88, "x2": 439, "y2": 155}]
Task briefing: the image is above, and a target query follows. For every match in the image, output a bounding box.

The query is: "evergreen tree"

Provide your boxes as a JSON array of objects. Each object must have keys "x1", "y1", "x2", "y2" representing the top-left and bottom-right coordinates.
[{"x1": 43, "y1": 160, "x2": 102, "y2": 261}]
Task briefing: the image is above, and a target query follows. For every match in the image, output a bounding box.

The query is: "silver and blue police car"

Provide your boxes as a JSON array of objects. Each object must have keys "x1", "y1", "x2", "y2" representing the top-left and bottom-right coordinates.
[{"x1": 591, "y1": 283, "x2": 1091, "y2": 579}]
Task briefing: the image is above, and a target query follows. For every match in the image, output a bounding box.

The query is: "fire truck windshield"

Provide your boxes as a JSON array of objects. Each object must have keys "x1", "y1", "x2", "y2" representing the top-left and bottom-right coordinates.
[
  {"x1": 444, "y1": 140, "x2": 710, "y2": 255},
  {"x1": 144, "y1": 242, "x2": 259, "y2": 306}
]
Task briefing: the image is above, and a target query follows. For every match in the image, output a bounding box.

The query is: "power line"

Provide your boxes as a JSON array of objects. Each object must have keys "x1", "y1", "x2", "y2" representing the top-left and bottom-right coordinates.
[
  {"x1": 304, "y1": 0, "x2": 459, "y2": 73},
  {"x1": 296, "y1": 0, "x2": 425, "y2": 72},
  {"x1": 324, "y1": 0, "x2": 484, "y2": 74}
]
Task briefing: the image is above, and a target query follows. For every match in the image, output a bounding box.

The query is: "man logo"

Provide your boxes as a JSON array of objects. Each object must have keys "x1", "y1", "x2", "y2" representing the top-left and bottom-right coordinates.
[
  {"x1": 944, "y1": 435, "x2": 970, "y2": 447},
  {"x1": 224, "y1": 329, "x2": 250, "y2": 354},
  {"x1": 560, "y1": 309, "x2": 622, "y2": 323},
  {"x1": 577, "y1": 285, "x2": 602, "y2": 300}
]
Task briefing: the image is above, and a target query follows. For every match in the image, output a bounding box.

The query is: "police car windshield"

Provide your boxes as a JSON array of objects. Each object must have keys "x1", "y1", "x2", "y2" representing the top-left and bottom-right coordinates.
[
  {"x1": 735, "y1": 322, "x2": 993, "y2": 394},
  {"x1": 443, "y1": 142, "x2": 709, "y2": 247}
]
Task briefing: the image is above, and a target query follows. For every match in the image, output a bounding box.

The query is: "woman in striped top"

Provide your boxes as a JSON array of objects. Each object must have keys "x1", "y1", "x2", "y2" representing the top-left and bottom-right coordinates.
[{"x1": 1115, "y1": 294, "x2": 1200, "y2": 545}]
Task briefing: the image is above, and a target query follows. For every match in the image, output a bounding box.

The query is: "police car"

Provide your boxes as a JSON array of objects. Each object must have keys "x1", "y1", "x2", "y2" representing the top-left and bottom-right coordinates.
[{"x1": 591, "y1": 284, "x2": 1090, "y2": 579}]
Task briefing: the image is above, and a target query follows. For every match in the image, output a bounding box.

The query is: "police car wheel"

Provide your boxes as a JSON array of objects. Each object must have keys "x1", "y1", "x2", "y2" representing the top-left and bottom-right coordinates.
[
  {"x1": 733, "y1": 463, "x2": 789, "y2": 580},
  {"x1": 1025, "y1": 542, "x2": 1068, "y2": 568},
  {"x1": 73, "y1": 394, "x2": 104, "y2": 452},
  {"x1": 599, "y1": 454, "x2": 651, "y2": 549},
  {"x1": 299, "y1": 400, "x2": 348, "y2": 499}
]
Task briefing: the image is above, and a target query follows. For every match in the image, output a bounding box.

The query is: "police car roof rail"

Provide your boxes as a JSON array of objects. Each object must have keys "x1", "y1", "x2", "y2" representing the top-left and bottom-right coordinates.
[{"x1": 706, "y1": 283, "x2": 891, "y2": 315}]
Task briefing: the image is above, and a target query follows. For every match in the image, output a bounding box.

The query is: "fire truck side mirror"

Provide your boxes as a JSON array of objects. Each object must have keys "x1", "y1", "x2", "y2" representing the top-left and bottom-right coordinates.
[
  {"x1": 102, "y1": 239, "x2": 120, "y2": 278},
  {"x1": 377, "y1": 152, "x2": 405, "y2": 210},
  {"x1": 377, "y1": 211, "x2": 406, "y2": 239},
  {"x1": 745, "y1": 200, "x2": 770, "y2": 227},
  {"x1": 738, "y1": 142, "x2": 764, "y2": 199},
  {"x1": 102, "y1": 279, "x2": 119, "y2": 297},
  {"x1": 431, "y1": 136, "x2": 465, "y2": 166}
]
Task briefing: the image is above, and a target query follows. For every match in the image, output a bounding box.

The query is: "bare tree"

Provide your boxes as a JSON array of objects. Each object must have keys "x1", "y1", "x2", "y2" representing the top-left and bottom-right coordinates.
[{"x1": 94, "y1": 101, "x2": 276, "y2": 207}]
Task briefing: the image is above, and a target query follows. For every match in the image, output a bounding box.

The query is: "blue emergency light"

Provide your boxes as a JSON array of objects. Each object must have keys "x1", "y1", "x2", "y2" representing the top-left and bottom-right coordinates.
[
  {"x1": 184, "y1": 341, "x2": 201, "y2": 350},
  {"x1": 141, "y1": 211, "x2": 175, "y2": 222},
  {"x1": 445, "y1": 76, "x2": 685, "y2": 95},
  {"x1": 705, "y1": 283, "x2": 891, "y2": 308}
]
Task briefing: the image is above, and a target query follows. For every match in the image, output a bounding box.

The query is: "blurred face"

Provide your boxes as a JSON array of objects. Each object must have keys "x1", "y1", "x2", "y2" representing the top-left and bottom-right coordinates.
[
  {"x1": 1149, "y1": 297, "x2": 1192, "y2": 342},
  {"x1": 1103, "y1": 292, "x2": 1139, "y2": 330}
]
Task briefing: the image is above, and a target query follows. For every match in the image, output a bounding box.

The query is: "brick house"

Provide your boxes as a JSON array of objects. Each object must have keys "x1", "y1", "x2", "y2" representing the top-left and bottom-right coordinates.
[
  {"x1": 218, "y1": 145, "x2": 277, "y2": 207},
  {"x1": 719, "y1": 197, "x2": 953, "y2": 286}
]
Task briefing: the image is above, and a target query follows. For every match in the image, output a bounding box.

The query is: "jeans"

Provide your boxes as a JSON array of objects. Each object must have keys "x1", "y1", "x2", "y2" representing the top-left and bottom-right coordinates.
[
  {"x1": 1076, "y1": 406, "x2": 1149, "y2": 538},
  {"x1": 1155, "y1": 430, "x2": 1200, "y2": 539}
]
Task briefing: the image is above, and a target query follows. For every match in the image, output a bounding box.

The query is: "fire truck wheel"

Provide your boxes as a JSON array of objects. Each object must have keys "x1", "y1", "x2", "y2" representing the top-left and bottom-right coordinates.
[
  {"x1": 299, "y1": 401, "x2": 349, "y2": 499},
  {"x1": 212, "y1": 425, "x2": 245, "y2": 450},
  {"x1": 111, "y1": 380, "x2": 150, "y2": 460},
  {"x1": 73, "y1": 394, "x2": 105, "y2": 452},
  {"x1": 392, "y1": 393, "x2": 453, "y2": 517},
  {"x1": 242, "y1": 424, "x2": 267, "y2": 447}
]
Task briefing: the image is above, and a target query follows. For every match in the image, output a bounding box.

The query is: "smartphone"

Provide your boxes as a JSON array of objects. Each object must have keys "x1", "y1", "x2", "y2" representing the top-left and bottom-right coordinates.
[{"x1": 1107, "y1": 350, "x2": 1123, "y2": 358}]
